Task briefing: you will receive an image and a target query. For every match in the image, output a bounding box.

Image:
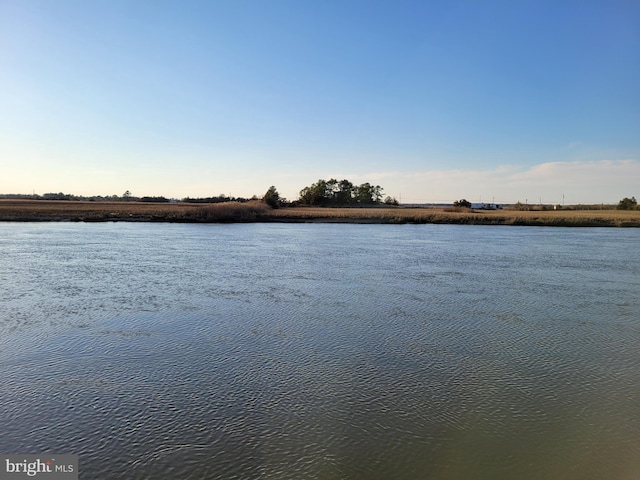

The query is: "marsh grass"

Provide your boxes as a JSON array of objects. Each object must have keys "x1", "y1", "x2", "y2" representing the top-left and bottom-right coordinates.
[
  {"x1": 1, "y1": 200, "x2": 639, "y2": 226},
  {"x1": 0, "y1": 200, "x2": 193, "y2": 221},
  {"x1": 192, "y1": 201, "x2": 270, "y2": 222},
  {"x1": 268, "y1": 206, "x2": 640, "y2": 227},
  {"x1": 0, "y1": 200, "x2": 269, "y2": 223}
]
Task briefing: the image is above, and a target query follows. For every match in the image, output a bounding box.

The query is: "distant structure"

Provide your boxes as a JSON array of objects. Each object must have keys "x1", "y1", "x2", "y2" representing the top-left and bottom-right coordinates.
[{"x1": 471, "y1": 202, "x2": 503, "y2": 210}]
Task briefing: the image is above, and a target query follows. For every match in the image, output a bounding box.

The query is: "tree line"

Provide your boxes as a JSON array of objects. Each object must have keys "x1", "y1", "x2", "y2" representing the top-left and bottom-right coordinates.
[{"x1": 0, "y1": 192, "x2": 258, "y2": 204}]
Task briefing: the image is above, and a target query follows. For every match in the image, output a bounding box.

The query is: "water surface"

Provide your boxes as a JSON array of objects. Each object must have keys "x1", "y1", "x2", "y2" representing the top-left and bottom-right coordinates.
[{"x1": 1, "y1": 223, "x2": 639, "y2": 479}]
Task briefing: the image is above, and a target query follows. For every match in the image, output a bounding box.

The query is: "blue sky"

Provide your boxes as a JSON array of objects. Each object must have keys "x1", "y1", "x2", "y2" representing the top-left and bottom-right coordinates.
[{"x1": 1, "y1": 0, "x2": 639, "y2": 204}]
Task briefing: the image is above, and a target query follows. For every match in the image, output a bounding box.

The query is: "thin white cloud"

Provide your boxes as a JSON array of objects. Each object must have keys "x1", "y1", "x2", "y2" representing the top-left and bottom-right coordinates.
[{"x1": 361, "y1": 160, "x2": 640, "y2": 204}]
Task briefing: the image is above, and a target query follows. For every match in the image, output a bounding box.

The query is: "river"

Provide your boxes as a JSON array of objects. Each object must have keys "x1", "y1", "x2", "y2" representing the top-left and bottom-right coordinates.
[{"x1": 1, "y1": 222, "x2": 639, "y2": 479}]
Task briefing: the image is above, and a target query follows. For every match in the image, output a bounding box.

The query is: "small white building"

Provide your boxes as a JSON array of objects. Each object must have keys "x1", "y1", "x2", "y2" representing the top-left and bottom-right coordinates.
[{"x1": 471, "y1": 203, "x2": 503, "y2": 210}]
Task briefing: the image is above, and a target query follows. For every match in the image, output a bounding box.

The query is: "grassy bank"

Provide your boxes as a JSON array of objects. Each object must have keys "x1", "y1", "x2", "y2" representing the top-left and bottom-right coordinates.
[
  {"x1": 269, "y1": 206, "x2": 640, "y2": 227},
  {"x1": 0, "y1": 200, "x2": 269, "y2": 223},
  {"x1": 1, "y1": 200, "x2": 639, "y2": 227}
]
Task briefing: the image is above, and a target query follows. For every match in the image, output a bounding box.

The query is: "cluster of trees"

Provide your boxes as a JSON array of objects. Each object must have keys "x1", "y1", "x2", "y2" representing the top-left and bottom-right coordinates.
[
  {"x1": 183, "y1": 194, "x2": 258, "y2": 204},
  {"x1": 139, "y1": 196, "x2": 170, "y2": 203},
  {"x1": 296, "y1": 179, "x2": 397, "y2": 206},
  {"x1": 617, "y1": 196, "x2": 638, "y2": 210},
  {"x1": 0, "y1": 192, "x2": 136, "y2": 202},
  {"x1": 453, "y1": 199, "x2": 472, "y2": 208}
]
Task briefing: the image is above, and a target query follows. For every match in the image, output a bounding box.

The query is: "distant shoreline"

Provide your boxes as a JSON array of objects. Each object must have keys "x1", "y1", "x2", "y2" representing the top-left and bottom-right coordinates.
[{"x1": 1, "y1": 200, "x2": 639, "y2": 227}]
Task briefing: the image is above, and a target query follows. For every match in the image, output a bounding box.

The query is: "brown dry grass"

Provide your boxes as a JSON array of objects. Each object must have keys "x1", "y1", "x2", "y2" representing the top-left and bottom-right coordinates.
[
  {"x1": 1, "y1": 200, "x2": 639, "y2": 226},
  {"x1": 0, "y1": 200, "x2": 268, "y2": 223},
  {"x1": 0, "y1": 200, "x2": 196, "y2": 222},
  {"x1": 268, "y1": 206, "x2": 640, "y2": 227},
  {"x1": 193, "y1": 201, "x2": 271, "y2": 222}
]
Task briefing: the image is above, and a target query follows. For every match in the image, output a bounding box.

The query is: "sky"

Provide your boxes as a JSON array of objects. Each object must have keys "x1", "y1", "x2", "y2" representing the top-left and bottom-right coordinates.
[{"x1": 1, "y1": 0, "x2": 639, "y2": 204}]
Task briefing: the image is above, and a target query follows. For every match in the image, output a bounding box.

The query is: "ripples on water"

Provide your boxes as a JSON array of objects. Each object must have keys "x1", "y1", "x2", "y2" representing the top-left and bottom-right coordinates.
[{"x1": 1, "y1": 223, "x2": 639, "y2": 479}]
